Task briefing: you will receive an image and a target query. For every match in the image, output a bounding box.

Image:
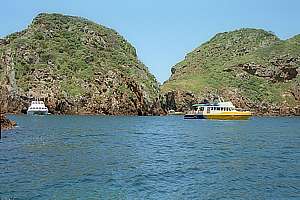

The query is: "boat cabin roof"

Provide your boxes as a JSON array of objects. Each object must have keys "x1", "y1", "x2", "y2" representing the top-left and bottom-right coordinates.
[
  {"x1": 192, "y1": 103, "x2": 209, "y2": 107},
  {"x1": 192, "y1": 101, "x2": 235, "y2": 108}
]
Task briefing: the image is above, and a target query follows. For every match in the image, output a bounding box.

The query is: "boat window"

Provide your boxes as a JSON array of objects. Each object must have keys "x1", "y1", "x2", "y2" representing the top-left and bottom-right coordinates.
[
  {"x1": 200, "y1": 107, "x2": 204, "y2": 111},
  {"x1": 217, "y1": 107, "x2": 220, "y2": 110}
]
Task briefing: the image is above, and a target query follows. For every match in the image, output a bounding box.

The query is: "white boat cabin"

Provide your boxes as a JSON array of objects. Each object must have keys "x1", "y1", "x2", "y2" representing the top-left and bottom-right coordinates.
[
  {"x1": 191, "y1": 101, "x2": 236, "y2": 115},
  {"x1": 27, "y1": 101, "x2": 49, "y2": 115}
]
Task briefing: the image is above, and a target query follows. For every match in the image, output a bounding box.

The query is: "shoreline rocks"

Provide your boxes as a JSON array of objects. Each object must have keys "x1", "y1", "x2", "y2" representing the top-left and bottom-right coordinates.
[
  {"x1": 161, "y1": 89, "x2": 300, "y2": 116},
  {"x1": 0, "y1": 114, "x2": 16, "y2": 130}
]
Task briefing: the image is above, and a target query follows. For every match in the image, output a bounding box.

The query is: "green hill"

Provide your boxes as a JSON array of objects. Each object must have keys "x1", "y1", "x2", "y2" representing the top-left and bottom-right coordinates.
[
  {"x1": 0, "y1": 13, "x2": 162, "y2": 115},
  {"x1": 161, "y1": 29, "x2": 300, "y2": 115}
]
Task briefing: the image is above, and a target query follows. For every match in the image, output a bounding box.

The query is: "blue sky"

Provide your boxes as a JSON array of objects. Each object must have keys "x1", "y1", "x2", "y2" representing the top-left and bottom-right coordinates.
[{"x1": 1, "y1": 0, "x2": 300, "y2": 83}]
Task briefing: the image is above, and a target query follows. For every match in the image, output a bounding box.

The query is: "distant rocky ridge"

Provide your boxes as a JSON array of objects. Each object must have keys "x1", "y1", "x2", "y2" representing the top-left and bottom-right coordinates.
[
  {"x1": 0, "y1": 13, "x2": 163, "y2": 115},
  {"x1": 161, "y1": 29, "x2": 300, "y2": 115}
]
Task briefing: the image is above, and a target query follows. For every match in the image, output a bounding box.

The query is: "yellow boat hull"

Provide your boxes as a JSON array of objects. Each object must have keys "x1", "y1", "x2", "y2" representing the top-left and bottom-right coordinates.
[{"x1": 205, "y1": 111, "x2": 252, "y2": 120}]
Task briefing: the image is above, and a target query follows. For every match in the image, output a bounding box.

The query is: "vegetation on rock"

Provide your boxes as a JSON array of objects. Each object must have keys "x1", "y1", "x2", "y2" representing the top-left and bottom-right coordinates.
[
  {"x1": 0, "y1": 13, "x2": 162, "y2": 115},
  {"x1": 161, "y1": 29, "x2": 300, "y2": 115}
]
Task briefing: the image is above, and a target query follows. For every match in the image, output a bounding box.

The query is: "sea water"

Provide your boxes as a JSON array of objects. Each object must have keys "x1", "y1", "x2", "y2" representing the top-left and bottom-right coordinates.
[{"x1": 0, "y1": 115, "x2": 299, "y2": 199}]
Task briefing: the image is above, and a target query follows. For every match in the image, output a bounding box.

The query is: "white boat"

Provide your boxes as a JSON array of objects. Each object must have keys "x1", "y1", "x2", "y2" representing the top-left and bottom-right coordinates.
[
  {"x1": 27, "y1": 101, "x2": 49, "y2": 115},
  {"x1": 184, "y1": 97, "x2": 252, "y2": 120}
]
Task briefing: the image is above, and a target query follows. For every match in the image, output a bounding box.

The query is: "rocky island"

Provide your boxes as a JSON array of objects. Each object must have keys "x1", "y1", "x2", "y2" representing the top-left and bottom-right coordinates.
[
  {"x1": 0, "y1": 13, "x2": 162, "y2": 115},
  {"x1": 161, "y1": 29, "x2": 300, "y2": 115}
]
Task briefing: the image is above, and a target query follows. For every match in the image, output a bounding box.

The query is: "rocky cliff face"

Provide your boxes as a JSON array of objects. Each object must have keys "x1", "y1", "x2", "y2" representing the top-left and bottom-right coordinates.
[
  {"x1": 161, "y1": 29, "x2": 300, "y2": 115},
  {"x1": 0, "y1": 13, "x2": 163, "y2": 115}
]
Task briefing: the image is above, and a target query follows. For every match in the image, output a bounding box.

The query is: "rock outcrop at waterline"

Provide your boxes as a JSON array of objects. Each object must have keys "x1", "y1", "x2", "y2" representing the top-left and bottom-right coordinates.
[
  {"x1": 0, "y1": 114, "x2": 16, "y2": 130},
  {"x1": 161, "y1": 29, "x2": 300, "y2": 115},
  {"x1": 0, "y1": 13, "x2": 163, "y2": 115}
]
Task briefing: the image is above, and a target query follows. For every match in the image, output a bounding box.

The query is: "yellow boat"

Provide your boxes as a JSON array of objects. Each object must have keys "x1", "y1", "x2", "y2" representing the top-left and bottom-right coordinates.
[{"x1": 184, "y1": 98, "x2": 252, "y2": 120}]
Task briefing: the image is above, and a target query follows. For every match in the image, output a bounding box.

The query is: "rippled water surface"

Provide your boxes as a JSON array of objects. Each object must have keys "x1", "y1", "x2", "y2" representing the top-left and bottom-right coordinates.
[{"x1": 1, "y1": 115, "x2": 300, "y2": 199}]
